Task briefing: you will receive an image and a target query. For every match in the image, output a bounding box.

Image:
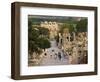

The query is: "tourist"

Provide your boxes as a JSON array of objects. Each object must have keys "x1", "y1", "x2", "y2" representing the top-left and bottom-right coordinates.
[
  {"x1": 58, "y1": 52, "x2": 62, "y2": 60},
  {"x1": 52, "y1": 49, "x2": 54, "y2": 52},
  {"x1": 50, "y1": 55, "x2": 52, "y2": 58},
  {"x1": 44, "y1": 53, "x2": 47, "y2": 56},
  {"x1": 54, "y1": 53, "x2": 57, "y2": 59}
]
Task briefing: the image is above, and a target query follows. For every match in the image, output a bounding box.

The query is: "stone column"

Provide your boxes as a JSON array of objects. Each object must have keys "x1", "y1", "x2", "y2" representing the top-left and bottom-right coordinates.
[
  {"x1": 68, "y1": 34, "x2": 71, "y2": 42},
  {"x1": 73, "y1": 32, "x2": 76, "y2": 41}
]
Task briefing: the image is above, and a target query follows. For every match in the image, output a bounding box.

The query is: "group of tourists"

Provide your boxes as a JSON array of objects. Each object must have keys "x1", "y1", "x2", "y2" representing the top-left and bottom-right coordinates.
[{"x1": 44, "y1": 49, "x2": 63, "y2": 60}]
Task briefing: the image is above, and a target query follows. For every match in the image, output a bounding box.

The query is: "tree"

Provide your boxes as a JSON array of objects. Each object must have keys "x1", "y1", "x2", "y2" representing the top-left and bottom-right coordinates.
[
  {"x1": 59, "y1": 23, "x2": 75, "y2": 34},
  {"x1": 28, "y1": 20, "x2": 50, "y2": 56},
  {"x1": 76, "y1": 19, "x2": 87, "y2": 32},
  {"x1": 28, "y1": 21, "x2": 41, "y2": 56},
  {"x1": 59, "y1": 23, "x2": 67, "y2": 34},
  {"x1": 38, "y1": 27, "x2": 50, "y2": 36},
  {"x1": 69, "y1": 24, "x2": 76, "y2": 33},
  {"x1": 28, "y1": 41, "x2": 41, "y2": 55},
  {"x1": 37, "y1": 37, "x2": 51, "y2": 51}
]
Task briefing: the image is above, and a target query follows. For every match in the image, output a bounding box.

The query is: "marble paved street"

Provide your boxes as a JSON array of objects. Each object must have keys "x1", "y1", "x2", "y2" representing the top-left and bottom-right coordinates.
[{"x1": 39, "y1": 40, "x2": 69, "y2": 66}]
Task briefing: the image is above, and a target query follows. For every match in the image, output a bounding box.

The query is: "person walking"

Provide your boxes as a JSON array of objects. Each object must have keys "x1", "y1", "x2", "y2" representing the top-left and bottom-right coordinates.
[
  {"x1": 58, "y1": 52, "x2": 62, "y2": 60},
  {"x1": 54, "y1": 53, "x2": 57, "y2": 59}
]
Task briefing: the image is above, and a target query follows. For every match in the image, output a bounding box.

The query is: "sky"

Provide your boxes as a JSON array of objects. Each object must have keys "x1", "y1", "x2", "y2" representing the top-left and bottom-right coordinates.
[{"x1": 28, "y1": 15, "x2": 86, "y2": 22}]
